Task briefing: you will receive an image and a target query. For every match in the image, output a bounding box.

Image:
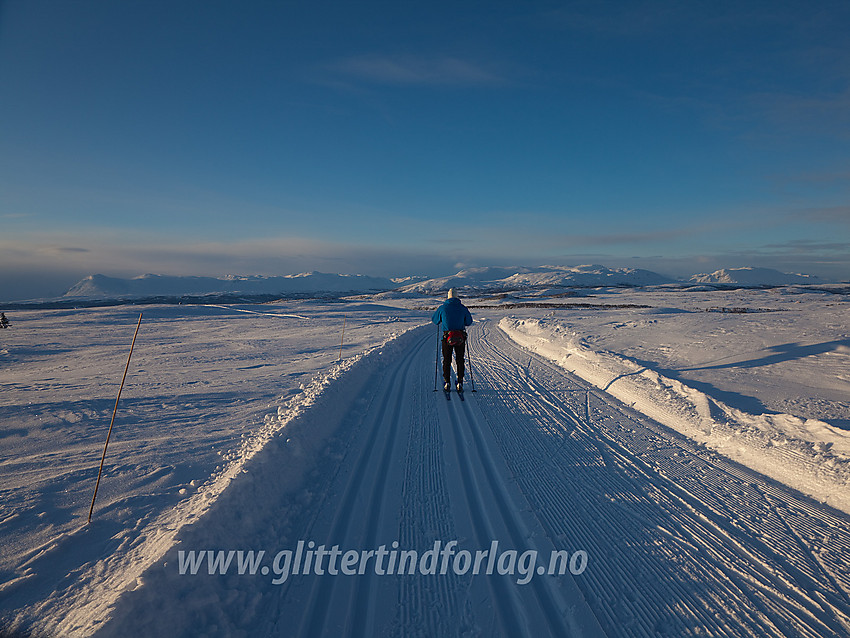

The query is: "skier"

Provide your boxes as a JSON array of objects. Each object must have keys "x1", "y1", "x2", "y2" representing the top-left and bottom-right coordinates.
[
  {"x1": 432, "y1": 289, "x2": 473, "y2": 392},
  {"x1": 0, "y1": 313, "x2": 8, "y2": 329}
]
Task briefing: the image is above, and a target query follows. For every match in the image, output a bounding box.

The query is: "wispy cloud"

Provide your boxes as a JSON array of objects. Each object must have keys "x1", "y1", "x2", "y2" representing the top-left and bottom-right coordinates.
[
  {"x1": 0, "y1": 234, "x2": 457, "y2": 283},
  {"x1": 41, "y1": 245, "x2": 91, "y2": 254},
  {"x1": 327, "y1": 54, "x2": 506, "y2": 87},
  {"x1": 744, "y1": 88, "x2": 850, "y2": 135},
  {"x1": 771, "y1": 171, "x2": 850, "y2": 185},
  {"x1": 794, "y1": 206, "x2": 850, "y2": 225},
  {"x1": 558, "y1": 227, "x2": 696, "y2": 247},
  {"x1": 759, "y1": 239, "x2": 850, "y2": 254},
  {"x1": 537, "y1": 1, "x2": 694, "y2": 38}
]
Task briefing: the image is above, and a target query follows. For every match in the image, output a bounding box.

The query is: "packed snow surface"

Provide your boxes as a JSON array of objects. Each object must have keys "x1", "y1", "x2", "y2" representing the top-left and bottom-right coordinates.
[
  {"x1": 1, "y1": 285, "x2": 849, "y2": 636},
  {"x1": 499, "y1": 287, "x2": 850, "y2": 514}
]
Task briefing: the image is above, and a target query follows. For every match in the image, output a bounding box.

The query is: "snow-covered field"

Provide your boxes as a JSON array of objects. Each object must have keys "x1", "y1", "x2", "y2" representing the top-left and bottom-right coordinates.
[
  {"x1": 1, "y1": 286, "x2": 849, "y2": 636},
  {"x1": 499, "y1": 286, "x2": 850, "y2": 514},
  {"x1": 0, "y1": 301, "x2": 423, "y2": 635}
]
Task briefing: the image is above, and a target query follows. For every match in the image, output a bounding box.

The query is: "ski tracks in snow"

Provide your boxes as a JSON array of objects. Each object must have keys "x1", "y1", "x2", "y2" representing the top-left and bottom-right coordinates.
[
  {"x1": 90, "y1": 321, "x2": 850, "y2": 637},
  {"x1": 275, "y1": 328, "x2": 599, "y2": 637},
  {"x1": 472, "y1": 320, "x2": 850, "y2": 637}
]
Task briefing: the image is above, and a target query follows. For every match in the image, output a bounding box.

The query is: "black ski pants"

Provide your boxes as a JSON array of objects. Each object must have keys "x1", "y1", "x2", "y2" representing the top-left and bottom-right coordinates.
[{"x1": 442, "y1": 336, "x2": 466, "y2": 383}]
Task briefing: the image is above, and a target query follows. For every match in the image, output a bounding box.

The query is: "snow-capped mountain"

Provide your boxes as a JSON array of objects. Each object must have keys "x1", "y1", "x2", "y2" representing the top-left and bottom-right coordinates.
[
  {"x1": 690, "y1": 267, "x2": 824, "y2": 286},
  {"x1": 398, "y1": 265, "x2": 674, "y2": 294},
  {"x1": 64, "y1": 272, "x2": 395, "y2": 298},
  {"x1": 59, "y1": 264, "x2": 833, "y2": 302}
]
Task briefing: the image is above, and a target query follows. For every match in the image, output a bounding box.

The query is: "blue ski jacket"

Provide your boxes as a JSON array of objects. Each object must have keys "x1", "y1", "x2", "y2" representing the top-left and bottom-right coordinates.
[{"x1": 432, "y1": 298, "x2": 473, "y2": 331}]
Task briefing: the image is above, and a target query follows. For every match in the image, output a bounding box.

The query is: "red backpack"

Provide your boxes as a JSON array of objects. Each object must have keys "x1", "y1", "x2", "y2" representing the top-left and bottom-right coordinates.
[{"x1": 445, "y1": 330, "x2": 467, "y2": 346}]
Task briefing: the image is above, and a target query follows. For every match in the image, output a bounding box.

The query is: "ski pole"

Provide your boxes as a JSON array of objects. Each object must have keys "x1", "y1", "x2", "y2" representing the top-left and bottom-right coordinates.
[
  {"x1": 466, "y1": 331, "x2": 477, "y2": 392},
  {"x1": 338, "y1": 314, "x2": 346, "y2": 361},
  {"x1": 89, "y1": 312, "x2": 143, "y2": 524},
  {"x1": 433, "y1": 321, "x2": 441, "y2": 391}
]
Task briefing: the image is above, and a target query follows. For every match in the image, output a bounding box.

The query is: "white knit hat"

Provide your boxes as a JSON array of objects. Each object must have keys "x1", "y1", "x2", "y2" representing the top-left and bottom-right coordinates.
[{"x1": 447, "y1": 288, "x2": 457, "y2": 299}]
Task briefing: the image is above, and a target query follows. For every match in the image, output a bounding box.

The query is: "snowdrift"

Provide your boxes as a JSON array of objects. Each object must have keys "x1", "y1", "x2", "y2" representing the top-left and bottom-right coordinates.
[{"x1": 500, "y1": 317, "x2": 850, "y2": 515}]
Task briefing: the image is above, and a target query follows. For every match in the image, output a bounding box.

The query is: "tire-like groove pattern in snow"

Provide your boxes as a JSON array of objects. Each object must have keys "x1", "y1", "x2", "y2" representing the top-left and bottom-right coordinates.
[
  {"x1": 91, "y1": 320, "x2": 850, "y2": 638},
  {"x1": 472, "y1": 319, "x2": 850, "y2": 637}
]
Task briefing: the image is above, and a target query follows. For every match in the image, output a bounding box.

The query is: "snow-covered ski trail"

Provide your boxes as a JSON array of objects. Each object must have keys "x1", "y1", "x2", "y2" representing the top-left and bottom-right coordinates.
[
  {"x1": 294, "y1": 333, "x2": 428, "y2": 637},
  {"x1": 282, "y1": 327, "x2": 600, "y2": 637},
  {"x1": 89, "y1": 320, "x2": 850, "y2": 637},
  {"x1": 471, "y1": 319, "x2": 850, "y2": 637},
  {"x1": 438, "y1": 363, "x2": 596, "y2": 637}
]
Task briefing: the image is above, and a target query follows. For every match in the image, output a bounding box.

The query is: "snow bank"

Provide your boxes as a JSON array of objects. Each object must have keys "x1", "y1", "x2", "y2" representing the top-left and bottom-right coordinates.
[
  {"x1": 0, "y1": 302, "x2": 425, "y2": 636},
  {"x1": 499, "y1": 317, "x2": 850, "y2": 514},
  {"x1": 46, "y1": 326, "x2": 426, "y2": 638}
]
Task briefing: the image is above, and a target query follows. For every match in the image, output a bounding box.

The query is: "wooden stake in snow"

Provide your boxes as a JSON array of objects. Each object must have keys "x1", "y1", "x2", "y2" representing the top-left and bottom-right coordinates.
[
  {"x1": 338, "y1": 314, "x2": 346, "y2": 361},
  {"x1": 88, "y1": 312, "x2": 143, "y2": 524}
]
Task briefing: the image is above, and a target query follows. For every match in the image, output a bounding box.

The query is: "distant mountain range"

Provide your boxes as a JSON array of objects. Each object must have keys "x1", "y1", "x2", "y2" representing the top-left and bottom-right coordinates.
[
  {"x1": 688, "y1": 267, "x2": 824, "y2": 286},
  {"x1": 395, "y1": 265, "x2": 675, "y2": 294},
  {"x1": 60, "y1": 265, "x2": 832, "y2": 300},
  {"x1": 64, "y1": 272, "x2": 396, "y2": 298}
]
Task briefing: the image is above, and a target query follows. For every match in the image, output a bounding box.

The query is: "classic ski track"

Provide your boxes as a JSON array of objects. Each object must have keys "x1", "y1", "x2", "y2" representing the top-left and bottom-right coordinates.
[
  {"x1": 396, "y1": 340, "x2": 474, "y2": 637},
  {"x1": 181, "y1": 319, "x2": 850, "y2": 637},
  {"x1": 298, "y1": 332, "x2": 429, "y2": 637},
  {"x1": 81, "y1": 318, "x2": 850, "y2": 637},
  {"x1": 439, "y1": 398, "x2": 529, "y2": 636},
  {"x1": 445, "y1": 385, "x2": 590, "y2": 636},
  {"x1": 472, "y1": 319, "x2": 850, "y2": 637},
  {"x1": 293, "y1": 325, "x2": 603, "y2": 637}
]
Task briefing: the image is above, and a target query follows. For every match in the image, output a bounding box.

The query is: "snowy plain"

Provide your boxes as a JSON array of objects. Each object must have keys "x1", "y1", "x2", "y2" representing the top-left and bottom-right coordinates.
[
  {"x1": 499, "y1": 285, "x2": 850, "y2": 514},
  {"x1": 0, "y1": 301, "x2": 423, "y2": 636},
  {"x1": 1, "y1": 283, "x2": 849, "y2": 636}
]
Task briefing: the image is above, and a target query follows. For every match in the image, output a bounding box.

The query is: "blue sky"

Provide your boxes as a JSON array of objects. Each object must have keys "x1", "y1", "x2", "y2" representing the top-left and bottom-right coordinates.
[{"x1": 1, "y1": 0, "x2": 849, "y2": 299}]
